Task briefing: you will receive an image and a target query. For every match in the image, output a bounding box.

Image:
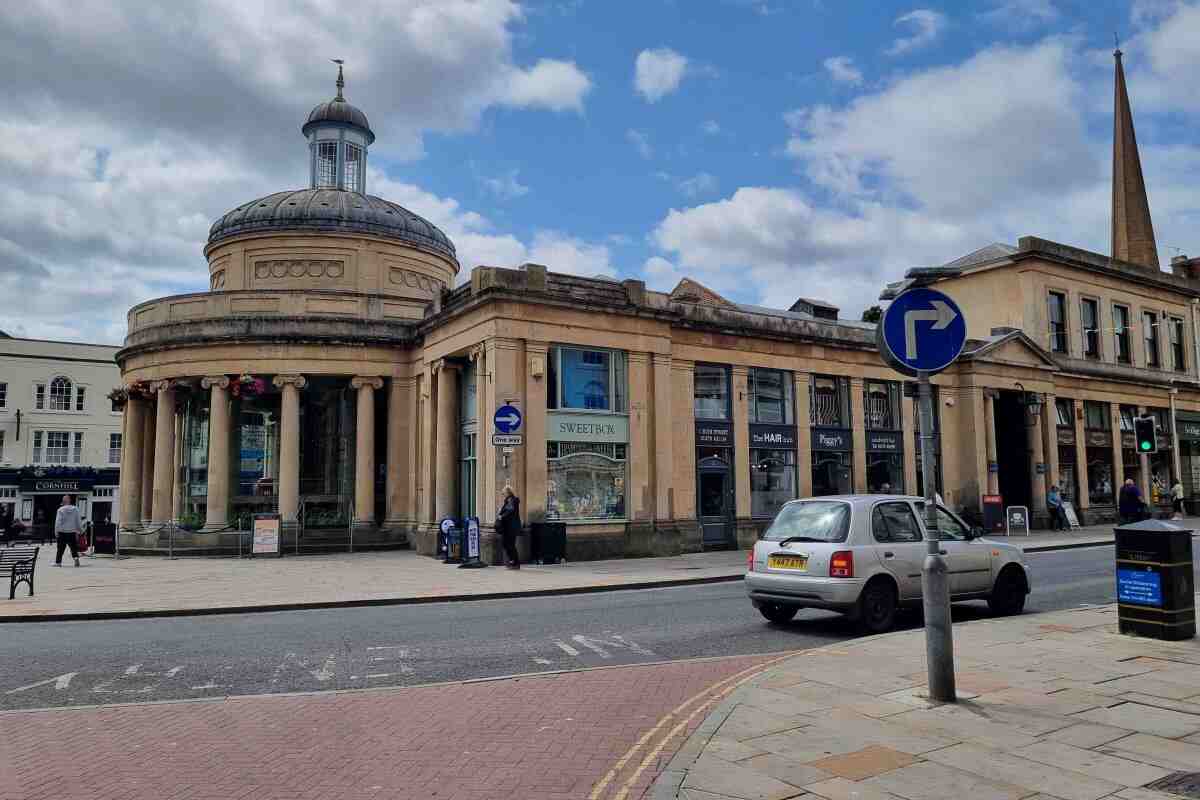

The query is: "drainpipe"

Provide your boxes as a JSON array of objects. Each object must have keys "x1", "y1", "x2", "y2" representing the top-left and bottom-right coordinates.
[
  {"x1": 1169, "y1": 384, "x2": 1182, "y2": 485},
  {"x1": 1191, "y1": 299, "x2": 1200, "y2": 383}
]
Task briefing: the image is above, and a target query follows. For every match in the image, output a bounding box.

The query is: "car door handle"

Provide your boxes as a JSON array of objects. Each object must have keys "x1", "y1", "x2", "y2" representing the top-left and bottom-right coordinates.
[
  {"x1": 939, "y1": 549, "x2": 948, "y2": 555},
  {"x1": 883, "y1": 551, "x2": 895, "y2": 558}
]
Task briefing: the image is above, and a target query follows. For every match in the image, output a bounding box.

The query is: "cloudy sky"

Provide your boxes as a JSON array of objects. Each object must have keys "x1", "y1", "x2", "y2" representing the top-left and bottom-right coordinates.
[{"x1": 2, "y1": 0, "x2": 1199, "y2": 344}]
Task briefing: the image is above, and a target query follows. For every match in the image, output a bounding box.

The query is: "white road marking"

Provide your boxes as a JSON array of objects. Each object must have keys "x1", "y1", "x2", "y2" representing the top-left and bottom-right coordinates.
[
  {"x1": 190, "y1": 682, "x2": 224, "y2": 691},
  {"x1": 571, "y1": 635, "x2": 611, "y2": 659},
  {"x1": 366, "y1": 645, "x2": 404, "y2": 651},
  {"x1": 533, "y1": 658, "x2": 553, "y2": 665},
  {"x1": 554, "y1": 640, "x2": 581, "y2": 657},
  {"x1": 124, "y1": 664, "x2": 141, "y2": 675},
  {"x1": 165, "y1": 666, "x2": 183, "y2": 678},
  {"x1": 610, "y1": 634, "x2": 656, "y2": 657},
  {"x1": 6, "y1": 672, "x2": 78, "y2": 694},
  {"x1": 311, "y1": 656, "x2": 336, "y2": 682}
]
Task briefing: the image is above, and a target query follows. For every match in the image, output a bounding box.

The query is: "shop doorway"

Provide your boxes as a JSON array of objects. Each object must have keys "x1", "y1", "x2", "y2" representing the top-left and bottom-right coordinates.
[
  {"x1": 697, "y1": 451, "x2": 734, "y2": 548},
  {"x1": 31, "y1": 495, "x2": 62, "y2": 541},
  {"x1": 994, "y1": 391, "x2": 1032, "y2": 510}
]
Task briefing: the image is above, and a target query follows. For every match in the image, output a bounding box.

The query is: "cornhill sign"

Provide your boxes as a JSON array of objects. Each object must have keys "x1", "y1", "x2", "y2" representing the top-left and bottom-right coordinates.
[{"x1": 20, "y1": 477, "x2": 95, "y2": 493}]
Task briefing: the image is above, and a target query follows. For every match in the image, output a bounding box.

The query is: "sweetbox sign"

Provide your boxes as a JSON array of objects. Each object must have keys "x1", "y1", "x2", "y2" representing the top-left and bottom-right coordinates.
[
  {"x1": 547, "y1": 412, "x2": 629, "y2": 444},
  {"x1": 811, "y1": 429, "x2": 852, "y2": 451},
  {"x1": 749, "y1": 424, "x2": 795, "y2": 450}
]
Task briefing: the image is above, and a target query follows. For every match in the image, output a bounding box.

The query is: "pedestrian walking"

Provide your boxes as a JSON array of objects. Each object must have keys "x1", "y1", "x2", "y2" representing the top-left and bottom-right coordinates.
[
  {"x1": 497, "y1": 486, "x2": 522, "y2": 570},
  {"x1": 54, "y1": 494, "x2": 83, "y2": 567},
  {"x1": 1171, "y1": 478, "x2": 1186, "y2": 518},
  {"x1": 1118, "y1": 478, "x2": 1146, "y2": 524}
]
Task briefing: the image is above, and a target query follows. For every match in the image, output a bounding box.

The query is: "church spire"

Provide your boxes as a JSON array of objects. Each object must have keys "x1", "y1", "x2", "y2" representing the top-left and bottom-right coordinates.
[{"x1": 1111, "y1": 47, "x2": 1159, "y2": 269}]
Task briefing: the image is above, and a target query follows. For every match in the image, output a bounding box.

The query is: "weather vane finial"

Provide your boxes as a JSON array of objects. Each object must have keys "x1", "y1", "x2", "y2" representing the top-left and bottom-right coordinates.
[
  {"x1": 1113, "y1": 32, "x2": 1121, "y2": 57},
  {"x1": 332, "y1": 58, "x2": 345, "y2": 101}
]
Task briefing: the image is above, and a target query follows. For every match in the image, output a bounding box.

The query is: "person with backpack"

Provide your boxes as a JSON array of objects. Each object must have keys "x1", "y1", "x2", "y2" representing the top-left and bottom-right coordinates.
[{"x1": 497, "y1": 486, "x2": 522, "y2": 570}]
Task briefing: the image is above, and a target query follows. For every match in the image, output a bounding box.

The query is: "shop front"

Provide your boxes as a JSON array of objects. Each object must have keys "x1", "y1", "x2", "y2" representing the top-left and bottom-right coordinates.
[
  {"x1": 1, "y1": 471, "x2": 120, "y2": 539},
  {"x1": 1177, "y1": 411, "x2": 1200, "y2": 506},
  {"x1": 749, "y1": 424, "x2": 796, "y2": 519},
  {"x1": 545, "y1": 411, "x2": 629, "y2": 523},
  {"x1": 1084, "y1": 401, "x2": 1115, "y2": 509},
  {"x1": 1055, "y1": 398, "x2": 1080, "y2": 504},
  {"x1": 864, "y1": 377, "x2": 904, "y2": 493},
  {"x1": 810, "y1": 375, "x2": 853, "y2": 496},
  {"x1": 696, "y1": 420, "x2": 734, "y2": 547}
]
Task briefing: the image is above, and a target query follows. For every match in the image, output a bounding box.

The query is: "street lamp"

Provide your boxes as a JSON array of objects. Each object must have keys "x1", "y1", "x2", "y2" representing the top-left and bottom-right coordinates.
[{"x1": 1014, "y1": 382, "x2": 1043, "y2": 418}]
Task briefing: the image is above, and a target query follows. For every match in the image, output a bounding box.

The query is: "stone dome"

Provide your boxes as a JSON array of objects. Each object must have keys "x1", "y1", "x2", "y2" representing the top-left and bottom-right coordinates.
[
  {"x1": 207, "y1": 189, "x2": 457, "y2": 263},
  {"x1": 302, "y1": 99, "x2": 375, "y2": 144}
]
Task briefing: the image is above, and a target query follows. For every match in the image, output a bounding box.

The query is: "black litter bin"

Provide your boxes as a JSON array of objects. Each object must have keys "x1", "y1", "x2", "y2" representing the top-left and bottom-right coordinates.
[
  {"x1": 1115, "y1": 519, "x2": 1195, "y2": 641},
  {"x1": 530, "y1": 522, "x2": 567, "y2": 564}
]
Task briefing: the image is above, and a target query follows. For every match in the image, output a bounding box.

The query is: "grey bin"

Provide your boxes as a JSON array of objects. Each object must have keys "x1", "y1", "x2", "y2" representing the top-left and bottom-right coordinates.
[
  {"x1": 530, "y1": 522, "x2": 567, "y2": 564},
  {"x1": 1114, "y1": 518, "x2": 1195, "y2": 641}
]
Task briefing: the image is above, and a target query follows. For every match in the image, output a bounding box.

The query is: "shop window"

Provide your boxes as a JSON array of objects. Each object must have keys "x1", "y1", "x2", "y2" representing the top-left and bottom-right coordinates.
[
  {"x1": 748, "y1": 368, "x2": 793, "y2": 425},
  {"x1": 109, "y1": 433, "x2": 122, "y2": 465},
  {"x1": 867, "y1": 453, "x2": 904, "y2": 494},
  {"x1": 460, "y1": 432, "x2": 477, "y2": 518},
  {"x1": 1119, "y1": 405, "x2": 1137, "y2": 432},
  {"x1": 546, "y1": 441, "x2": 627, "y2": 521},
  {"x1": 915, "y1": 451, "x2": 943, "y2": 496},
  {"x1": 1113, "y1": 305, "x2": 1132, "y2": 364},
  {"x1": 694, "y1": 364, "x2": 730, "y2": 420},
  {"x1": 1047, "y1": 291, "x2": 1068, "y2": 353},
  {"x1": 548, "y1": 346, "x2": 628, "y2": 413},
  {"x1": 1170, "y1": 317, "x2": 1186, "y2": 372},
  {"x1": 1081, "y1": 298, "x2": 1100, "y2": 359},
  {"x1": 811, "y1": 451, "x2": 852, "y2": 496},
  {"x1": 1143, "y1": 311, "x2": 1161, "y2": 368},
  {"x1": 460, "y1": 362, "x2": 478, "y2": 423},
  {"x1": 750, "y1": 449, "x2": 795, "y2": 518},
  {"x1": 49, "y1": 376, "x2": 72, "y2": 410},
  {"x1": 1084, "y1": 401, "x2": 1110, "y2": 431},
  {"x1": 863, "y1": 380, "x2": 900, "y2": 430},
  {"x1": 810, "y1": 375, "x2": 850, "y2": 428}
]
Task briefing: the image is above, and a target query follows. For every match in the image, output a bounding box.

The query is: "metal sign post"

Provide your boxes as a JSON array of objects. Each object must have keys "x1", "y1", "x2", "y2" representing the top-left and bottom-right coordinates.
[{"x1": 878, "y1": 286, "x2": 967, "y2": 704}]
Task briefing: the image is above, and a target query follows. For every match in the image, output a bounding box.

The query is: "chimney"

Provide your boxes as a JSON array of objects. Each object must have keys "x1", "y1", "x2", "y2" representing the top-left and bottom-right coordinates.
[{"x1": 1171, "y1": 254, "x2": 1200, "y2": 281}]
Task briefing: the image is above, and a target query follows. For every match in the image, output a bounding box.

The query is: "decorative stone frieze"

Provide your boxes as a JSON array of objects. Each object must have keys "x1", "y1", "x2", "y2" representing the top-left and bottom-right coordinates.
[{"x1": 254, "y1": 259, "x2": 345, "y2": 280}]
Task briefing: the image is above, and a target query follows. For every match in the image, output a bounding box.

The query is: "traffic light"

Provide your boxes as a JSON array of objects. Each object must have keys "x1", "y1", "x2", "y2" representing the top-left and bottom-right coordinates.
[{"x1": 1134, "y1": 415, "x2": 1157, "y2": 454}]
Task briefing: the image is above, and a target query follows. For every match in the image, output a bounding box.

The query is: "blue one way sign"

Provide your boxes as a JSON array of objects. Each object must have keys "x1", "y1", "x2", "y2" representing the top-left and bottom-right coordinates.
[
  {"x1": 878, "y1": 287, "x2": 967, "y2": 376},
  {"x1": 494, "y1": 404, "x2": 522, "y2": 434}
]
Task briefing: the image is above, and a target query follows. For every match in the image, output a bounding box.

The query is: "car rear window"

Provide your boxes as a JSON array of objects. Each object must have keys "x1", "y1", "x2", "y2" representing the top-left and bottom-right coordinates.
[{"x1": 763, "y1": 501, "x2": 851, "y2": 543}]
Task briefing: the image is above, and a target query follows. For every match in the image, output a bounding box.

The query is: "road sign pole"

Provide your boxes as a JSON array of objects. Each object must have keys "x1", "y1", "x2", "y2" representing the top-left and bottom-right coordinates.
[{"x1": 918, "y1": 371, "x2": 956, "y2": 702}]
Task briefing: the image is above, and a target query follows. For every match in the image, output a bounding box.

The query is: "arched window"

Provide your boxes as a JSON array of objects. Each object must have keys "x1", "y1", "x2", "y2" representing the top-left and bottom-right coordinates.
[{"x1": 49, "y1": 376, "x2": 73, "y2": 411}]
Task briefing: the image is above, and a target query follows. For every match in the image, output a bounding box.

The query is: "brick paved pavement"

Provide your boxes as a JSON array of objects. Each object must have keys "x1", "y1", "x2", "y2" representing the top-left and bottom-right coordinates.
[{"x1": 0, "y1": 652, "x2": 786, "y2": 800}]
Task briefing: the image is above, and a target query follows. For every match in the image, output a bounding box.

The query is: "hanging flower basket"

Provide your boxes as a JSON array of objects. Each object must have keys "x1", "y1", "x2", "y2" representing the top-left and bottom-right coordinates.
[
  {"x1": 230, "y1": 374, "x2": 267, "y2": 399},
  {"x1": 106, "y1": 387, "x2": 129, "y2": 410}
]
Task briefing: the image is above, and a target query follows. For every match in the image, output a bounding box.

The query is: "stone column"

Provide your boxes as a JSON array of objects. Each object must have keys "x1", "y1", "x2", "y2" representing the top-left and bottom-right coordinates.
[
  {"x1": 150, "y1": 381, "x2": 177, "y2": 524},
  {"x1": 1073, "y1": 399, "x2": 1090, "y2": 512},
  {"x1": 901, "y1": 383, "x2": 917, "y2": 495},
  {"x1": 525, "y1": 343, "x2": 549, "y2": 525},
  {"x1": 628, "y1": 352, "x2": 653, "y2": 523},
  {"x1": 384, "y1": 376, "x2": 415, "y2": 532},
  {"x1": 1169, "y1": 389, "x2": 1183, "y2": 484},
  {"x1": 1042, "y1": 391, "x2": 1059, "y2": 493},
  {"x1": 794, "y1": 372, "x2": 812, "y2": 497},
  {"x1": 351, "y1": 376, "x2": 383, "y2": 530},
  {"x1": 141, "y1": 406, "x2": 156, "y2": 526},
  {"x1": 172, "y1": 408, "x2": 184, "y2": 522},
  {"x1": 1112, "y1": 403, "x2": 1126, "y2": 491},
  {"x1": 1028, "y1": 400, "x2": 1048, "y2": 525},
  {"x1": 273, "y1": 375, "x2": 306, "y2": 530},
  {"x1": 120, "y1": 396, "x2": 145, "y2": 529},
  {"x1": 652, "y1": 353, "x2": 674, "y2": 520},
  {"x1": 201, "y1": 377, "x2": 231, "y2": 532},
  {"x1": 850, "y1": 378, "x2": 867, "y2": 493},
  {"x1": 433, "y1": 361, "x2": 460, "y2": 522},
  {"x1": 671, "y1": 359, "x2": 698, "y2": 527},
  {"x1": 731, "y1": 366, "x2": 751, "y2": 523},
  {"x1": 984, "y1": 389, "x2": 1000, "y2": 495}
]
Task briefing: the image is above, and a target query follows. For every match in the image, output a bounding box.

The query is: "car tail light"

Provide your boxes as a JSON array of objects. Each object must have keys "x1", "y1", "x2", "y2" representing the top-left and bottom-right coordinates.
[
  {"x1": 829, "y1": 551, "x2": 854, "y2": 578},
  {"x1": 747, "y1": 549, "x2": 756, "y2": 572}
]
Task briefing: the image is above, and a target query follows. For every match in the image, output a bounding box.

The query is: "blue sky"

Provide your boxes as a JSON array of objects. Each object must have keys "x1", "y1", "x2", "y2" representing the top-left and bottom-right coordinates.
[{"x1": 1, "y1": 0, "x2": 1198, "y2": 342}]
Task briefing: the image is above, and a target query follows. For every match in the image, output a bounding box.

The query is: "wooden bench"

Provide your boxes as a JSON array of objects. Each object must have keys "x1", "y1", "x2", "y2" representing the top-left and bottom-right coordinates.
[{"x1": 1, "y1": 546, "x2": 38, "y2": 599}]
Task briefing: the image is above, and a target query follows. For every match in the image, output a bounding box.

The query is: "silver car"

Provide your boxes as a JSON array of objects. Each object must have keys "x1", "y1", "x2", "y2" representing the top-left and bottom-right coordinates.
[{"x1": 745, "y1": 495, "x2": 1031, "y2": 633}]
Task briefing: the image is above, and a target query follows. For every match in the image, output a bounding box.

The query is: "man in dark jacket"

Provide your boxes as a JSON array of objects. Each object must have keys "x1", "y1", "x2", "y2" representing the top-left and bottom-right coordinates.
[
  {"x1": 497, "y1": 486, "x2": 521, "y2": 569},
  {"x1": 1118, "y1": 478, "x2": 1146, "y2": 524}
]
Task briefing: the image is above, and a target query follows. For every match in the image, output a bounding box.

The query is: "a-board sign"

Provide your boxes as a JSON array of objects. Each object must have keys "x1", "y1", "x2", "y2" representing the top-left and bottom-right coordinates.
[
  {"x1": 253, "y1": 513, "x2": 281, "y2": 556},
  {"x1": 1117, "y1": 568, "x2": 1163, "y2": 607},
  {"x1": 466, "y1": 517, "x2": 481, "y2": 560},
  {"x1": 981, "y1": 494, "x2": 1005, "y2": 533},
  {"x1": 1006, "y1": 506, "x2": 1030, "y2": 537},
  {"x1": 1061, "y1": 501, "x2": 1081, "y2": 530}
]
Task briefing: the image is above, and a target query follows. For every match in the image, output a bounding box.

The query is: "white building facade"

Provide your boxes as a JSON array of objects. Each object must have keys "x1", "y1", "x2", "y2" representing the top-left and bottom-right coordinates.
[{"x1": 0, "y1": 333, "x2": 123, "y2": 533}]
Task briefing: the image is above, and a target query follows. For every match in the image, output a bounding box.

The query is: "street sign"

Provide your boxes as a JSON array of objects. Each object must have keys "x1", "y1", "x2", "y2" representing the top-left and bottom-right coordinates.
[
  {"x1": 492, "y1": 433, "x2": 523, "y2": 446},
  {"x1": 878, "y1": 288, "x2": 967, "y2": 376},
  {"x1": 494, "y1": 404, "x2": 523, "y2": 434}
]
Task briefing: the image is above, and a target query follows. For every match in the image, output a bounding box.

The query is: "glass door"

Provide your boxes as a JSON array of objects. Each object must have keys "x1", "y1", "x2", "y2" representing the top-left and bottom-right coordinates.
[{"x1": 698, "y1": 453, "x2": 734, "y2": 548}]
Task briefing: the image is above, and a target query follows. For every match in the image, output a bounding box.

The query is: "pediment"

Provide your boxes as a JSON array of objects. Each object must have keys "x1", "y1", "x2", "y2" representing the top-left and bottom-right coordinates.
[
  {"x1": 963, "y1": 331, "x2": 1057, "y2": 368},
  {"x1": 669, "y1": 278, "x2": 736, "y2": 309}
]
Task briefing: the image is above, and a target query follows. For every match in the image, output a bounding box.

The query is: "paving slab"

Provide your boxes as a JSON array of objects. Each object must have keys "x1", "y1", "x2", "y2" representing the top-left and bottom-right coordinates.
[
  {"x1": 864, "y1": 760, "x2": 1029, "y2": 800},
  {"x1": 924, "y1": 742, "x2": 1123, "y2": 800},
  {"x1": 803, "y1": 777, "x2": 904, "y2": 800},
  {"x1": 1099, "y1": 733, "x2": 1200, "y2": 771},
  {"x1": 1074, "y1": 701, "x2": 1200, "y2": 738},
  {"x1": 1009, "y1": 740, "x2": 1172, "y2": 788},
  {"x1": 807, "y1": 745, "x2": 919, "y2": 781},
  {"x1": 680, "y1": 754, "x2": 805, "y2": 800},
  {"x1": 740, "y1": 754, "x2": 833, "y2": 789},
  {"x1": 1045, "y1": 722, "x2": 1137, "y2": 749}
]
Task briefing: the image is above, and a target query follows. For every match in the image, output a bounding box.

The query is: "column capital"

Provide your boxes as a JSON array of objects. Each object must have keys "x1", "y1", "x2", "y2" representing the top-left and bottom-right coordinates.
[
  {"x1": 731, "y1": 364, "x2": 750, "y2": 377},
  {"x1": 350, "y1": 376, "x2": 384, "y2": 390},
  {"x1": 651, "y1": 353, "x2": 672, "y2": 368},
  {"x1": 469, "y1": 343, "x2": 488, "y2": 362},
  {"x1": 150, "y1": 379, "x2": 183, "y2": 393},
  {"x1": 431, "y1": 359, "x2": 462, "y2": 374},
  {"x1": 524, "y1": 341, "x2": 550, "y2": 357},
  {"x1": 982, "y1": 388, "x2": 1001, "y2": 400},
  {"x1": 272, "y1": 374, "x2": 308, "y2": 390},
  {"x1": 627, "y1": 351, "x2": 651, "y2": 366},
  {"x1": 200, "y1": 375, "x2": 230, "y2": 390},
  {"x1": 671, "y1": 358, "x2": 695, "y2": 374}
]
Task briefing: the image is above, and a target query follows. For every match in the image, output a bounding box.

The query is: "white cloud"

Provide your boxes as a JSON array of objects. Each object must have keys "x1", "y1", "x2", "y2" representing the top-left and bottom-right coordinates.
[
  {"x1": 701, "y1": 119, "x2": 722, "y2": 135},
  {"x1": 500, "y1": 58, "x2": 592, "y2": 113},
  {"x1": 642, "y1": 255, "x2": 684, "y2": 291},
  {"x1": 885, "y1": 9, "x2": 948, "y2": 57},
  {"x1": 627, "y1": 129, "x2": 653, "y2": 159},
  {"x1": 0, "y1": 0, "x2": 597, "y2": 341},
  {"x1": 677, "y1": 172, "x2": 719, "y2": 198},
  {"x1": 634, "y1": 47, "x2": 690, "y2": 102},
  {"x1": 979, "y1": 0, "x2": 1058, "y2": 28},
  {"x1": 480, "y1": 168, "x2": 530, "y2": 199},
  {"x1": 526, "y1": 231, "x2": 616, "y2": 277},
  {"x1": 823, "y1": 56, "x2": 864, "y2": 86}
]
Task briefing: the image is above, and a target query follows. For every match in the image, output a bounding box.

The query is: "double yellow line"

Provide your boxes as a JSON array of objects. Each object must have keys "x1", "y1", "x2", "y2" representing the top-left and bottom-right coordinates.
[{"x1": 588, "y1": 652, "x2": 798, "y2": 800}]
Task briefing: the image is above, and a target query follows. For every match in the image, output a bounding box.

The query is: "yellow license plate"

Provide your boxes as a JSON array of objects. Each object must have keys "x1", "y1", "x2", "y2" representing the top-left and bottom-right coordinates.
[{"x1": 768, "y1": 554, "x2": 808, "y2": 571}]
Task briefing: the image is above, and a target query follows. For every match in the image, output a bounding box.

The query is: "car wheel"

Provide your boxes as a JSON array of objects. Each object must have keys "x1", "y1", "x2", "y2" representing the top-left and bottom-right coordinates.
[
  {"x1": 988, "y1": 568, "x2": 1027, "y2": 616},
  {"x1": 758, "y1": 603, "x2": 798, "y2": 624},
  {"x1": 858, "y1": 581, "x2": 898, "y2": 634}
]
